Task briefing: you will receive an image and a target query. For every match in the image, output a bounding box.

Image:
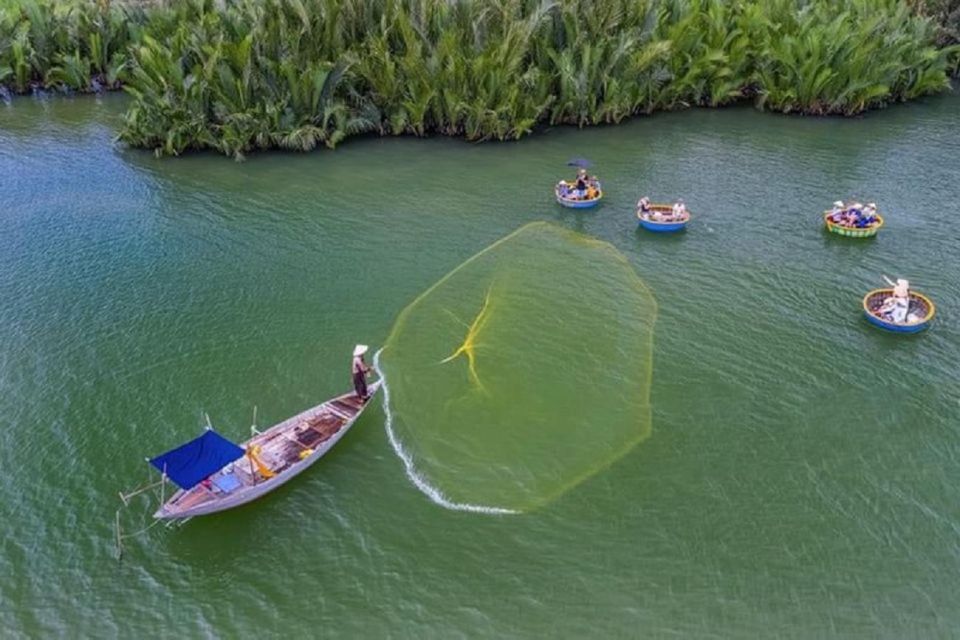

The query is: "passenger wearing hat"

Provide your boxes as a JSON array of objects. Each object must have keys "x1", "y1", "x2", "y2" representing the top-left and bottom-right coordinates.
[
  {"x1": 671, "y1": 199, "x2": 686, "y2": 221},
  {"x1": 830, "y1": 200, "x2": 845, "y2": 222},
  {"x1": 848, "y1": 201, "x2": 866, "y2": 226},
  {"x1": 637, "y1": 196, "x2": 651, "y2": 216},
  {"x1": 352, "y1": 344, "x2": 371, "y2": 402},
  {"x1": 574, "y1": 169, "x2": 588, "y2": 199},
  {"x1": 881, "y1": 276, "x2": 911, "y2": 323}
]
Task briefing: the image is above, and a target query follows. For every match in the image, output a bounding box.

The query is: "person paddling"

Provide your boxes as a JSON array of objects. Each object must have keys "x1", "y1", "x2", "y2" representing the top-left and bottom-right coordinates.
[
  {"x1": 352, "y1": 344, "x2": 371, "y2": 402},
  {"x1": 883, "y1": 275, "x2": 910, "y2": 300},
  {"x1": 881, "y1": 276, "x2": 911, "y2": 323}
]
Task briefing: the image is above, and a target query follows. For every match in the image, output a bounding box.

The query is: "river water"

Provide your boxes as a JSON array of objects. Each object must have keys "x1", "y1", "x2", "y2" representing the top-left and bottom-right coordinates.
[{"x1": 1, "y1": 93, "x2": 958, "y2": 637}]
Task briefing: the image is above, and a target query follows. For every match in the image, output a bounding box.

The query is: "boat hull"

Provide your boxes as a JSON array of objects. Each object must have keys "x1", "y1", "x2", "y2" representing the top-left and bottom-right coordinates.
[
  {"x1": 555, "y1": 182, "x2": 602, "y2": 209},
  {"x1": 638, "y1": 219, "x2": 687, "y2": 233},
  {"x1": 556, "y1": 194, "x2": 602, "y2": 209},
  {"x1": 824, "y1": 212, "x2": 883, "y2": 238},
  {"x1": 154, "y1": 381, "x2": 381, "y2": 519},
  {"x1": 864, "y1": 312, "x2": 931, "y2": 333},
  {"x1": 637, "y1": 205, "x2": 690, "y2": 233},
  {"x1": 862, "y1": 289, "x2": 935, "y2": 333}
]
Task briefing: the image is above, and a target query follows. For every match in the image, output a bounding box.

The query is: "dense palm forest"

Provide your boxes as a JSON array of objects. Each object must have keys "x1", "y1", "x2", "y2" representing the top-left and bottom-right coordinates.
[{"x1": 1, "y1": 0, "x2": 957, "y2": 158}]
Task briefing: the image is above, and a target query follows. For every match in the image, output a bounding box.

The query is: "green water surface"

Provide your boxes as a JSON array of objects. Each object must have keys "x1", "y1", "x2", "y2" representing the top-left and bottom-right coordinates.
[
  {"x1": 380, "y1": 222, "x2": 657, "y2": 513},
  {"x1": 1, "y1": 94, "x2": 958, "y2": 638}
]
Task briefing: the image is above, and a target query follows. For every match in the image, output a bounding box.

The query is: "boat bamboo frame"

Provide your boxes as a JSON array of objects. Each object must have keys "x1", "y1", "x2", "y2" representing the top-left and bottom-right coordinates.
[
  {"x1": 823, "y1": 211, "x2": 884, "y2": 238},
  {"x1": 862, "y1": 288, "x2": 935, "y2": 333},
  {"x1": 555, "y1": 181, "x2": 603, "y2": 208},
  {"x1": 637, "y1": 203, "x2": 690, "y2": 232}
]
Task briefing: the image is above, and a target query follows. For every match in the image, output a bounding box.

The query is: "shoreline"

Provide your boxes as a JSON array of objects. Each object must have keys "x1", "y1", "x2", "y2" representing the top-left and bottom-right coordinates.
[
  {"x1": 4, "y1": 84, "x2": 956, "y2": 163},
  {"x1": 2, "y1": 0, "x2": 957, "y2": 158}
]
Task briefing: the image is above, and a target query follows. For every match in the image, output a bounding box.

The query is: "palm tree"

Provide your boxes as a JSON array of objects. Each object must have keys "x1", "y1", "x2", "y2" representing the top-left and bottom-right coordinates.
[{"x1": 7, "y1": 0, "x2": 945, "y2": 156}]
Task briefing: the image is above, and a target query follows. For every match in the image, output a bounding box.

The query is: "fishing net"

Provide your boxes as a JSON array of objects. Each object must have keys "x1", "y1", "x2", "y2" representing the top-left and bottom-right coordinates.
[{"x1": 378, "y1": 222, "x2": 656, "y2": 512}]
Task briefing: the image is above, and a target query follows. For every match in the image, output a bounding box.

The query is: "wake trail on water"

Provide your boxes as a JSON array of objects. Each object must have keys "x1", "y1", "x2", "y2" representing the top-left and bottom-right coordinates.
[{"x1": 372, "y1": 349, "x2": 518, "y2": 515}]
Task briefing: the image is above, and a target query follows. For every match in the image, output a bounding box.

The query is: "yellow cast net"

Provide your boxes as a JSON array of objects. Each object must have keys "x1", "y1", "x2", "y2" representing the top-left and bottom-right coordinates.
[{"x1": 378, "y1": 222, "x2": 657, "y2": 512}]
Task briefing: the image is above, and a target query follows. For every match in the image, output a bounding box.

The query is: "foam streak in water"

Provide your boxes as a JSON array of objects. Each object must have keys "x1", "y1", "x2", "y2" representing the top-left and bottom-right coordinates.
[{"x1": 373, "y1": 349, "x2": 517, "y2": 515}]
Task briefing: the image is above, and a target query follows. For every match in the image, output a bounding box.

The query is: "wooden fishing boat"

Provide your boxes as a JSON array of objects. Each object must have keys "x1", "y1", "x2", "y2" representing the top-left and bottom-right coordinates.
[
  {"x1": 637, "y1": 204, "x2": 690, "y2": 232},
  {"x1": 555, "y1": 181, "x2": 602, "y2": 209},
  {"x1": 862, "y1": 289, "x2": 935, "y2": 333},
  {"x1": 148, "y1": 381, "x2": 381, "y2": 520},
  {"x1": 823, "y1": 211, "x2": 884, "y2": 238}
]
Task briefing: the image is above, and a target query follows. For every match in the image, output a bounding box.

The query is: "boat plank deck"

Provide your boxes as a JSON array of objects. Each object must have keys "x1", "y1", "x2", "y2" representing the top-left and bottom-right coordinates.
[{"x1": 155, "y1": 385, "x2": 379, "y2": 519}]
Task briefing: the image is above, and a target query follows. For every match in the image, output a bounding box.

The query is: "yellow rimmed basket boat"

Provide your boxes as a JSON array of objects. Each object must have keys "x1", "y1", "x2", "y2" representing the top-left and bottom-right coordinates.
[
  {"x1": 555, "y1": 181, "x2": 603, "y2": 209},
  {"x1": 862, "y1": 289, "x2": 935, "y2": 333},
  {"x1": 823, "y1": 212, "x2": 884, "y2": 238}
]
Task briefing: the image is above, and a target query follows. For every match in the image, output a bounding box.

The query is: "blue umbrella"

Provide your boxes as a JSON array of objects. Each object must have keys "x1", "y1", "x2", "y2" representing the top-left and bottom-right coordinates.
[{"x1": 566, "y1": 158, "x2": 592, "y2": 168}]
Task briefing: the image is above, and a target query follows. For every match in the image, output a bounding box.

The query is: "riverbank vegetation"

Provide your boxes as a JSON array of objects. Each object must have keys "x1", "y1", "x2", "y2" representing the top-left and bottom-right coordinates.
[
  {"x1": 0, "y1": 0, "x2": 132, "y2": 94},
  {"x1": 2, "y1": 0, "x2": 957, "y2": 158},
  {"x1": 912, "y1": 0, "x2": 960, "y2": 72}
]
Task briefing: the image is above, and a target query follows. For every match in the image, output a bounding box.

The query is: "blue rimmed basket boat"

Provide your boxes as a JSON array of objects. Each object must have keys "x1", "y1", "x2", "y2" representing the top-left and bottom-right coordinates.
[
  {"x1": 824, "y1": 211, "x2": 884, "y2": 238},
  {"x1": 862, "y1": 289, "x2": 935, "y2": 333},
  {"x1": 637, "y1": 204, "x2": 690, "y2": 233},
  {"x1": 555, "y1": 181, "x2": 602, "y2": 209}
]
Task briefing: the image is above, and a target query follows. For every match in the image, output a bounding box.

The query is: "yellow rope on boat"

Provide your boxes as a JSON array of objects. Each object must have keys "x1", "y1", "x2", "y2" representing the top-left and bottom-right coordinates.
[{"x1": 246, "y1": 446, "x2": 276, "y2": 479}]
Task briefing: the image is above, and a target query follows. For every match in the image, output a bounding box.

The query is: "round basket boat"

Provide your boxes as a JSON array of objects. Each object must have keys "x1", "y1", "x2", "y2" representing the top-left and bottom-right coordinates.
[
  {"x1": 862, "y1": 288, "x2": 935, "y2": 333},
  {"x1": 823, "y1": 211, "x2": 884, "y2": 238},
  {"x1": 555, "y1": 181, "x2": 602, "y2": 209},
  {"x1": 637, "y1": 204, "x2": 690, "y2": 233}
]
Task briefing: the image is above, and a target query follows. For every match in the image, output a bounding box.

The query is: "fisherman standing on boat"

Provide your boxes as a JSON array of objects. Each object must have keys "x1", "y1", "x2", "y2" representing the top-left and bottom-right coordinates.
[
  {"x1": 574, "y1": 169, "x2": 588, "y2": 199},
  {"x1": 352, "y1": 344, "x2": 371, "y2": 402}
]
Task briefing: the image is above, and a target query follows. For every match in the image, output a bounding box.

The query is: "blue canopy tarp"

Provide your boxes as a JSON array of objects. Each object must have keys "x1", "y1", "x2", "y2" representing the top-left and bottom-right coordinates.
[{"x1": 150, "y1": 430, "x2": 245, "y2": 490}]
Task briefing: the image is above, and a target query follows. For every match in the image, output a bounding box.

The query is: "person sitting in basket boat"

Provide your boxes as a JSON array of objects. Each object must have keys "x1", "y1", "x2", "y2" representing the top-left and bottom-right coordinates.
[
  {"x1": 845, "y1": 202, "x2": 867, "y2": 227},
  {"x1": 877, "y1": 276, "x2": 911, "y2": 323},
  {"x1": 859, "y1": 202, "x2": 878, "y2": 227},
  {"x1": 829, "y1": 200, "x2": 845, "y2": 223},
  {"x1": 352, "y1": 344, "x2": 372, "y2": 402},
  {"x1": 637, "y1": 196, "x2": 652, "y2": 217},
  {"x1": 672, "y1": 199, "x2": 687, "y2": 221}
]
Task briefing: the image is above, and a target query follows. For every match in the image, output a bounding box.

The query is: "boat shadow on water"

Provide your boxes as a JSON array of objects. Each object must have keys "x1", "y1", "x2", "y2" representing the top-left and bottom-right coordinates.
[
  {"x1": 550, "y1": 209, "x2": 595, "y2": 235},
  {"x1": 633, "y1": 225, "x2": 688, "y2": 243}
]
